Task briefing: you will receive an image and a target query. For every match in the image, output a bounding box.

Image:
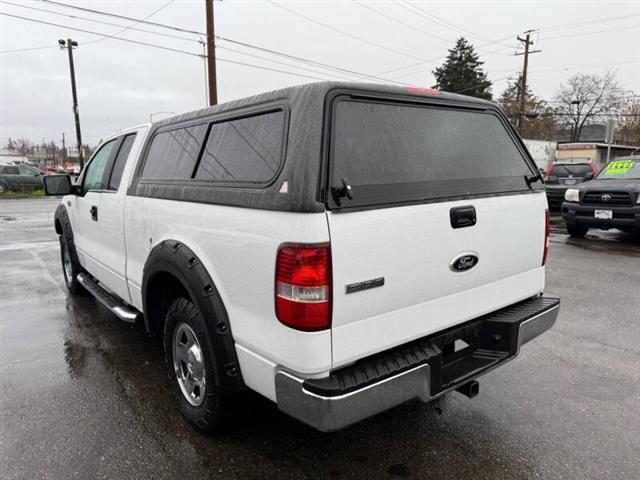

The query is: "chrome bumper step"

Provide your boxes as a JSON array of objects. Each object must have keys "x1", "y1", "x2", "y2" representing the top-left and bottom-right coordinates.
[
  {"x1": 276, "y1": 296, "x2": 560, "y2": 432},
  {"x1": 77, "y1": 272, "x2": 140, "y2": 323}
]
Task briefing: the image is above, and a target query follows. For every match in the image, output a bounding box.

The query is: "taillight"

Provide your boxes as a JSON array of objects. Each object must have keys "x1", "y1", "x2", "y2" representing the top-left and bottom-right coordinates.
[
  {"x1": 542, "y1": 209, "x2": 550, "y2": 266},
  {"x1": 275, "y1": 243, "x2": 332, "y2": 331}
]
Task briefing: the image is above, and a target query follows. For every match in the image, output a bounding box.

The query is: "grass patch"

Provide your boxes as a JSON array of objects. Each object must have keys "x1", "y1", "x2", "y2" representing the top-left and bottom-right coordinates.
[{"x1": 0, "y1": 189, "x2": 45, "y2": 198}]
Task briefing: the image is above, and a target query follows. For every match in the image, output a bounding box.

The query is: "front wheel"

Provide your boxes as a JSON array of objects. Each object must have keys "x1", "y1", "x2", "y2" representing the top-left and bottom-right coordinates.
[
  {"x1": 566, "y1": 223, "x2": 588, "y2": 238},
  {"x1": 164, "y1": 297, "x2": 224, "y2": 432},
  {"x1": 59, "y1": 234, "x2": 85, "y2": 294}
]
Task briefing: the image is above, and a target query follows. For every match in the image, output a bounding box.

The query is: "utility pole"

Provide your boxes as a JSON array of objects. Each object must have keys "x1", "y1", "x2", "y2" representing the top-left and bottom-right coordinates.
[
  {"x1": 514, "y1": 31, "x2": 541, "y2": 133},
  {"x1": 61, "y1": 132, "x2": 67, "y2": 169},
  {"x1": 605, "y1": 119, "x2": 616, "y2": 163},
  {"x1": 59, "y1": 38, "x2": 84, "y2": 170},
  {"x1": 205, "y1": 0, "x2": 218, "y2": 106}
]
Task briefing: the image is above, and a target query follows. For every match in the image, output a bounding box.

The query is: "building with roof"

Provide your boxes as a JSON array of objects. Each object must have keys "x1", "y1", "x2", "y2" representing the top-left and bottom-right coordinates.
[{"x1": 555, "y1": 142, "x2": 640, "y2": 170}]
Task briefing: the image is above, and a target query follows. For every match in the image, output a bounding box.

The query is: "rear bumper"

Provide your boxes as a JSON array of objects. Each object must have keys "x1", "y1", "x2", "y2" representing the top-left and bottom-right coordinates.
[
  {"x1": 561, "y1": 202, "x2": 640, "y2": 229},
  {"x1": 275, "y1": 296, "x2": 560, "y2": 431}
]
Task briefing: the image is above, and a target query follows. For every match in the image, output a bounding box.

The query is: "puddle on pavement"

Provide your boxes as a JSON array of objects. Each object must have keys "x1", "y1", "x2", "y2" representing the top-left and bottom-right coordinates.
[
  {"x1": 60, "y1": 290, "x2": 538, "y2": 478},
  {"x1": 63, "y1": 339, "x2": 88, "y2": 379}
]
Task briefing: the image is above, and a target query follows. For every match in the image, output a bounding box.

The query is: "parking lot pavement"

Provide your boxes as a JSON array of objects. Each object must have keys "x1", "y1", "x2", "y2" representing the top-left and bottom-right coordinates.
[{"x1": 1, "y1": 197, "x2": 639, "y2": 480}]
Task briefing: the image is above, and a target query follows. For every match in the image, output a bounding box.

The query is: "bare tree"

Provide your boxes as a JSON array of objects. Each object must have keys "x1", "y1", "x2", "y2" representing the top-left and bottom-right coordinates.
[
  {"x1": 6, "y1": 137, "x2": 33, "y2": 156},
  {"x1": 554, "y1": 72, "x2": 626, "y2": 142},
  {"x1": 616, "y1": 98, "x2": 640, "y2": 146}
]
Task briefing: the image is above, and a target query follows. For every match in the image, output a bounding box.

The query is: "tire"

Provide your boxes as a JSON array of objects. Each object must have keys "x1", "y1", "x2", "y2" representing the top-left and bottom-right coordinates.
[
  {"x1": 59, "y1": 234, "x2": 86, "y2": 294},
  {"x1": 164, "y1": 297, "x2": 224, "y2": 432},
  {"x1": 567, "y1": 223, "x2": 588, "y2": 238}
]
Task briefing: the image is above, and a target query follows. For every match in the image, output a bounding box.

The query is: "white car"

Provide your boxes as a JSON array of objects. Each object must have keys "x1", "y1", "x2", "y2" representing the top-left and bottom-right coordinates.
[{"x1": 44, "y1": 82, "x2": 560, "y2": 432}]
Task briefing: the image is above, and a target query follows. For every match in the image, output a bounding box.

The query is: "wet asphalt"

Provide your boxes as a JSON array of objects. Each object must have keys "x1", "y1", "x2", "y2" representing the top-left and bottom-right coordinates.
[{"x1": 0, "y1": 197, "x2": 638, "y2": 480}]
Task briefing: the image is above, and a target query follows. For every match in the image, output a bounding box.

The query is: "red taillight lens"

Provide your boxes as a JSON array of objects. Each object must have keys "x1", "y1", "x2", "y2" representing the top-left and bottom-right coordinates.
[
  {"x1": 542, "y1": 209, "x2": 550, "y2": 266},
  {"x1": 544, "y1": 163, "x2": 554, "y2": 180},
  {"x1": 275, "y1": 243, "x2": 331, "y2": 331}
]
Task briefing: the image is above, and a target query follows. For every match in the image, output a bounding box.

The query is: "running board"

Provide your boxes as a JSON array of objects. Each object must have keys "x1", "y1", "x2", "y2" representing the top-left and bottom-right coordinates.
[{"x1": 77, "y1": 272, "x2": 140, "y2": 323}]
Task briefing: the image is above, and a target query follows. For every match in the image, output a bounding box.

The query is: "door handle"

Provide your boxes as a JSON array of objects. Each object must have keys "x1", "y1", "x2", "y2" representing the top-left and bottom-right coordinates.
[
  {"x1": 90, "y1": 205, "x2": 98, "y2": 221},
  {"x1": 450, "y1": 206, "x2": 476, "y2": 229}
]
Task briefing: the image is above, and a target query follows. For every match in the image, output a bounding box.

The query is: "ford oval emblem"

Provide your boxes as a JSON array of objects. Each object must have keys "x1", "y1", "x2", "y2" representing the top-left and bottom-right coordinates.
[{"x1": 450, "y1": 252, "x2": 479, "y2": 272}]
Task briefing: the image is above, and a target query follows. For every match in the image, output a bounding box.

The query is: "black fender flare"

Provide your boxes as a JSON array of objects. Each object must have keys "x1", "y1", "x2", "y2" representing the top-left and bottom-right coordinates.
[
  {"x1": 54, "y1": 203, "x2": 80, "y2": 264},
  {"x1": 142, "y1": 240, "x2": 244, "y2": 392}
]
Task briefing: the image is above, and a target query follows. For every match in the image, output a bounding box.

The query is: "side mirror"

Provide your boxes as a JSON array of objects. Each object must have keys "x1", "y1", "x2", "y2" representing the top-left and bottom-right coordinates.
[
  {"x1": 44, "y1": 174, "x2": 74, "y2": 196},
  {"x1": 583, "y1": 172, "x2": 595, "y2": 181}
]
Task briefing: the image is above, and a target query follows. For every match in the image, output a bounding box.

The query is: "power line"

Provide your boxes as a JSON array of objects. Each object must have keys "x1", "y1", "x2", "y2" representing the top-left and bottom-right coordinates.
[
  {"x1": 217, "y1": 45, "x2": 354, "y2": 81},
  {"x1": 214, "y1": 58, "x2": 335, "y2": 82},
  {"x1": 0, "y1": 11, "x2": 203, "y2": 57},
  {"x1": 37, "y1": 0, "x2": 203, "y2": 35},
  {"x1": 352, "y1": 1, "x2": 452, "y2": 44},
  {"x1": 381, "y1": 9, "x2": 639, "y2": 78},
  {"x1": 378, "y1": 43, "x2": 514, "y2": 79},
  {"x1": 39, "y1": 0, "x2": 429, "y2": 62},
  {"x1": 544, "y1": 94, "x2": 640, "y2": 104},
  {"x1": 0, "y1": 44, "x2": 59, "y2": 54},
  {"x1": 377, "y1": 36, "x2": 515, "y2": 77},
  {"x1": 528, "y1": 59, "x2": 640, "y2": 74},
  {"x1": 454, "y1": 73, "x2": 517, "y2": 95},
  {"x1": 396, "y1": 0, "x2": 513, "y2": 49},
  {"x1": 528, "y1": 112, "x2": 639, "y2": 117},
  {"x1": 4, "y1": 0, "x2": 405, "y2": 84},
  {"x1": 541, "y1": 23, "x2": 640, "y2": 41},
  {"x1": 215, "y1": 35, "x2": 409, "y2": 84},
  {"x1": 81, "y1": 0, "x2": 175, "y2": 46},
  {"x1": 538, "y1": 14, "x2": 640, "y2": 33},
  {"x1": 265, "y1": 0, "x2": 429, "y2": 62},
  {"x1": 0, "y1": 11, "x2": 351, "y2": 82},
  {"x1": 2, "y1": 0, "x2": 195, "y2": 43}
]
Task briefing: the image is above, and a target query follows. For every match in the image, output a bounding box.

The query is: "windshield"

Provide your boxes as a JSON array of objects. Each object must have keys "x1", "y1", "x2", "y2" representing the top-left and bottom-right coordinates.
[{"x1": 597, "y1": 159, "x2": 640, "y2": 179}]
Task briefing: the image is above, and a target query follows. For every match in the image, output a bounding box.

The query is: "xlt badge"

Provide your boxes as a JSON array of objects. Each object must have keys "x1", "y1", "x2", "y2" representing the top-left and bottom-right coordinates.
[{"x1": 450, "y1": 252, "x2": 479, "y2": 272}]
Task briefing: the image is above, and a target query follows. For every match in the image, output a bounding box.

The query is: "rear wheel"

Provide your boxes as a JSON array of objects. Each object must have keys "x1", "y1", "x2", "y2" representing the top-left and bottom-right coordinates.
[
  {"x1": 59, "y1": 234, "x2": 85, "y2": 294},
  {"x1": 566, "y1": 223, "x2": 588, "y2": 238},
  {"x1": 164, "y1": 297, "x2": 224, "y2": 432}
]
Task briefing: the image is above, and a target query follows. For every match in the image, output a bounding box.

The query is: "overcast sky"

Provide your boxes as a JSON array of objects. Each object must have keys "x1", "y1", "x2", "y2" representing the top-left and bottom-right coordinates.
[{"x1": 1, "y1": 0, "x2": 639, "y2": 147}]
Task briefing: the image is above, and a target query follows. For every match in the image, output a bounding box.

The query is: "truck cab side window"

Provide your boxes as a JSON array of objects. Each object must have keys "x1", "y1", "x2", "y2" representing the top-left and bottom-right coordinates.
[
  {"x1": 83, "y1": 140, "x2": 116, "y2": 194},
  {"x1": 108, "y1": 134, "x2": 137, "y2": 190},
  {"x1": 141, "y1": 125, "x2": 207, "y2": 180}
]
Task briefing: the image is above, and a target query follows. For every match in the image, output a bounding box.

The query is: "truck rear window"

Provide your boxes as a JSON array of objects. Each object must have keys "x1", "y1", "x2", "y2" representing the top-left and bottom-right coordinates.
[{"x1": 329, "y1": 99, "x2": 534, "y2": 207}]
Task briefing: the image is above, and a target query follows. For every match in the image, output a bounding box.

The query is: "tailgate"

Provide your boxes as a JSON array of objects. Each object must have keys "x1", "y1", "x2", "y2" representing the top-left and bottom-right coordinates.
[
  {"x1": 324, "y1": 92, "x2": 546, "y2": 368},
  {"x1": 328, "y1": 193, "x2": 547, "y2": 368}
]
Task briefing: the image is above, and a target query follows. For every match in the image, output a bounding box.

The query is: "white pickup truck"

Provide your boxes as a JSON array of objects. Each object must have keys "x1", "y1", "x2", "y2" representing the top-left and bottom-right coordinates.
[{"x1": 45, "y1": 82, "x2": 560, "y2": 432}]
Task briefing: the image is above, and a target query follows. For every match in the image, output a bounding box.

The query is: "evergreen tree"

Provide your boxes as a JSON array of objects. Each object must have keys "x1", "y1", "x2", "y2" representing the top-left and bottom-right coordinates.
[{"x1": 432, "y1": 37, "x2": 492, "y2": 100}]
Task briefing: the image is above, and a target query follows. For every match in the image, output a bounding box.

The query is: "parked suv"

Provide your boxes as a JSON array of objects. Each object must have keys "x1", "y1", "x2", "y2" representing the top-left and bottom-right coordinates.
[
  {"x1": 544, "y1": 161, "x2": 597, "y2": 209},
  {"x1": 0, "y1": 164, "x2": 45, "y2": 193},
  {"x1": 562, "y1": 156, "x2": 640, "y2": 237},
  {"x1": 44, "y1": 82, "x2": 559, "y2": 432}
]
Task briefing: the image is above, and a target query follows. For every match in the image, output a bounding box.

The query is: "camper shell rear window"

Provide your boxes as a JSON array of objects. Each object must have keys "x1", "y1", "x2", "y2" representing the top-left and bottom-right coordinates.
[{"x1": 326, "y1": 95, "x2": 537, "y2": 209}]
